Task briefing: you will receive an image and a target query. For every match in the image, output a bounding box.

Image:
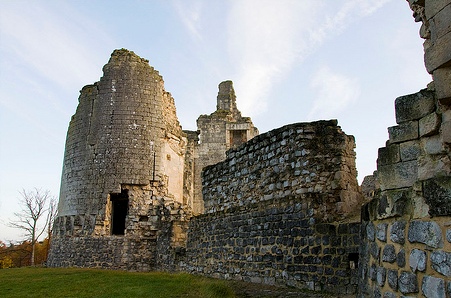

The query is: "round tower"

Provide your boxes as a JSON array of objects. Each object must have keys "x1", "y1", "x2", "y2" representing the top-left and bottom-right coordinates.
[{"x1": 48, "y1": 49, "x2": 189, "y2": 270}]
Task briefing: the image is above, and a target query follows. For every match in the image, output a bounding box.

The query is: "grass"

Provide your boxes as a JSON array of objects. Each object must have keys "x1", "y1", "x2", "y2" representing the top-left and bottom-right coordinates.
[{"x1": 0, "y1": 267, "x2": 236, "y2": 298}]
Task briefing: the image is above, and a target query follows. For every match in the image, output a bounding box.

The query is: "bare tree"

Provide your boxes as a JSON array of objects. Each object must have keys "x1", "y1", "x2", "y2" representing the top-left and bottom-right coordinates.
[
  {"x1": 9, "y1": 188, "x2": 54, "y2": 266},
  {"x1": 45, "y1": 197, "x2": 58, "y2": 259}
]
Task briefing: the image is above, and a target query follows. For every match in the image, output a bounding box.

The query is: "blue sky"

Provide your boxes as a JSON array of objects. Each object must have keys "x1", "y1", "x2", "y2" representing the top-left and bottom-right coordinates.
[{"x1": 0, "y1": 0, "x2": 431, "y2": 241}]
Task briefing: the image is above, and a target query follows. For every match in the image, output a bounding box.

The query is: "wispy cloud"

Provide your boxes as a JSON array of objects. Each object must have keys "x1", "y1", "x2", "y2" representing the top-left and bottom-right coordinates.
[
  {"x1": 226, "y1": 0, "x2": 321, "y2": 115},
  {"x1": 225, "y1": 0, "x2": 390, "y2": 117},
  {"x1": 307, "y1": 66, "x2": 360, "y2": 120},
  {"x1": 0, "y1": 1, "x2": 115, "y2": 143},
  {"x1": 172, "y1": 0, "x2": 204, "y2": 41},
  {"x1": 0, "y1": 2, "x2": 114, "y2": 90}
]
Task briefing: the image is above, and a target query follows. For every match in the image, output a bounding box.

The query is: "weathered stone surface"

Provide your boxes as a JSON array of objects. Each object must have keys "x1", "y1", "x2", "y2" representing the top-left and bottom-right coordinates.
[
  {"x1": 388, "y1": 122, "x2": 419, "y2": 143},
  {"x1": 366, "y1": 222, "x2": 376, "y2": 242},
  {"x1": 419, "y1": 113, "x2": 440, "y2": 137},
  {"x1": 376, "y1": 266, "x2": 386, "y2": 287},
  {"x1": 418, "y1": 155, "x2": 451, "y2": 181},
  {"x1": 433, "y1": 67, "x2": 451, "y2": 105},
  {"x1": 447, "y1": 229, "x2": 451, "y2": 243},
  {"x1": 399, "y1": 271, "x2": 419, "y2": 294},
  {"x1": 425, "y1": 0, "x2": 450, "y2": 21},
  {"x1": 369, "y1": 263, "x2": 377, "y2": 281},
  {"x1": 400, "y1": 140, "x2": 421, "y2": 161},
  {"x1": 423, "y1": 177, "x2": 451, "y2": 216},
  {"x1": 395, "y1": 90, "x2": 435, "y2": 123},
  {"x1": 377, "y1": 144, "x2": 400, "y2": 166},
  {"x1": 390, "y1": 220, "x2": 406, "y2": 244},
  {"x1": 375, "y1": 189, "x2": 409, "y2": 218},
  {"x1": 422, "y1": 275, "x2": 446, "y2": 298},
  {"x1": 429, "y1": 3, "x2": 451, "y2": 41},
  {"x1": 376, "y1": 223, "x2": 388, "y2": 242},
  {"x1": 425, "y1": 31, "x2": 451, "y2": 72},
  {"x1": 397, "y1": 249, "x2": 406, "y2": 267},
  {"x1": 411, "y1": 190, "x2": 431, "y2": 219},
  {"x1": 387, "y1": 269, "x2": 398, "y2": 291},
  {"x1": 422, "y1": 135, "x2": 445, "y2": 155},
  {"x1": 383, "y1": 292, "x2": 396, "y2": 298},
  {"x1": 378, "y1": 161, "x2": 418, "y2": 191},
  {"x1": 431, "y1": 250, "x2": 451, "y2": 276},
  {"x1": 409, "y1": 248, "x2": 427, "y2": 272},
  {"x1": 370, "y1": 242, "x2": 380, "y2": 260},
  {"x1": 382, "y1": 245, "x2": 396, "y2": 263},
  {"x1": 442, "y1": 119, "x2": 451, "y2": 142},
  {"x1": 408, "y1": 220, "x2": 443, "y2": 248}
]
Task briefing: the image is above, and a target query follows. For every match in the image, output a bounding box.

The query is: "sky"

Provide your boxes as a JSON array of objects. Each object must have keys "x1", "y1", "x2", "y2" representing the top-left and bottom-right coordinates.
[{"x1": 0, "y1": 0, "x2": 431, "y2": 242}]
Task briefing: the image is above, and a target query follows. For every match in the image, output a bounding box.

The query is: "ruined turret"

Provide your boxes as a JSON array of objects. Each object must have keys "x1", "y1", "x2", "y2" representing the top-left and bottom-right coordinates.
[
  {"x1": 192, "y1": 80, "x2": 259, "y2": 213},
  {"x1": 48, "y1": 49, "x2": 191, "y2": 270}
]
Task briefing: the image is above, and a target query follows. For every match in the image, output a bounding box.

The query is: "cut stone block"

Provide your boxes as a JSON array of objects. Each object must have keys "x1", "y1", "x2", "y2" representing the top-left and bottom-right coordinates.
[
  {"x1": 425, "y1": 30, "x2": 451, "y2": 72},
  {"x1": 388, "y1": 122, "x2": 419, "y2": 144},
  {"x1": 419, "y1": 113, "x2": 440, "y2": 137},
  {"x1": 395, "y1": 90, "x2": 435, "y2": 123},
  {"x1": 378, "y1": 161, "x2": 418, "y2": 190}
]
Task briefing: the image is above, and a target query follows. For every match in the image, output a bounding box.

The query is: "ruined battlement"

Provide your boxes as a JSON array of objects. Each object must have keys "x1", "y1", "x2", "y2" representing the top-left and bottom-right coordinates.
[{"x1": 202, "y1": 120, "x2": 362, "y2": 220}]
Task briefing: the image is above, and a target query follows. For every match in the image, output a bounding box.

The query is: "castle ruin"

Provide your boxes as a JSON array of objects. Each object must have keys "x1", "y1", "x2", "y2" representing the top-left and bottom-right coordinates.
[{"x1": 49, "y1": 0, "x2": 451, "y2": 296}]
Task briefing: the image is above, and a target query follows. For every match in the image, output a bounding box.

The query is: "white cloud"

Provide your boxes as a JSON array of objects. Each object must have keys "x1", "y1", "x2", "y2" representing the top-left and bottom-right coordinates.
[
  {"x1": 307, "y1": 66, "x2": 360, "y2": 120},
  {"x1": 172, "y1": 0, "x2": 204, "y2": 41},
  {"x1": 225, "y1": 0, "x2": 391, "y2": 118}
]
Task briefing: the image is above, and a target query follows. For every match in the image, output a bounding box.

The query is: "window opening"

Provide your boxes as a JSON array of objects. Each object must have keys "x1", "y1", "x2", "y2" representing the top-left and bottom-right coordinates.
[
  {"x1": 230, "y1": 130, "x2": 247, "y2": 148},
  {"x1": 110, "y1": 189, "x2": 129, "y2": 235}
]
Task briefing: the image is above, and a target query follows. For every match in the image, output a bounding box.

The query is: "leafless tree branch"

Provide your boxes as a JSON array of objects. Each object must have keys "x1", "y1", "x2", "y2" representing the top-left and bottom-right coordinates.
[{"x1": 8, "y1": 188, "x2": 55, "y2": 266}]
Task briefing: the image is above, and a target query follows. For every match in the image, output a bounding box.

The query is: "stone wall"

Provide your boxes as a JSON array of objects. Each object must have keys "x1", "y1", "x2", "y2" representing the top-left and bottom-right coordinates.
[
  {"x1": 184, "y1": 197, "x2": 360, "y2": 294},
  {"x1": 183, "y1": 120, "x2": 364, "y2": 294},
  {"x1": 202, "y1": 120, "x2": 362, "y2": 220},
  {"x1": 358, "y1": 1, "x2": 451, "y2": 297}
]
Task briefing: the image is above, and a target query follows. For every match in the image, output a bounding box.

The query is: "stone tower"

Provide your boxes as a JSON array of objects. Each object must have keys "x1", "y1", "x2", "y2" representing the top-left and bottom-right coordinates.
[
  {"x1": 48, "y1": 49, "x2": 191, "y2": 270},
  {"x1": 192, "y1": 81, "x2": 259, "y2": 213}
]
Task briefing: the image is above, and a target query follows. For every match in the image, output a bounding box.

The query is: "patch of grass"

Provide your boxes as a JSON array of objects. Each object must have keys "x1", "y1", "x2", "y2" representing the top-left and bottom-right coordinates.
[{"x1": 0, "y1": 267, "x2": 236, "y2": 298}]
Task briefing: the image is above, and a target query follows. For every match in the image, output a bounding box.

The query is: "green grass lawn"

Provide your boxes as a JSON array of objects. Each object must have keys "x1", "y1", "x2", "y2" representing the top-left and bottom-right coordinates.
[{"x1": 0, "y1": 267, "x2": 236, "y2": 298}]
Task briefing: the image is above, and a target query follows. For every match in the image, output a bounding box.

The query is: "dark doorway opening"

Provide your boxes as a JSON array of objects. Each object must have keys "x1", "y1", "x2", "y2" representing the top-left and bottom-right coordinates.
[
  {"x1": 348, "y1": 253, "x2": 359, "y2": 269},
  {"x1": 110, "y1": 189, "x2": 129, "y2": 235}
]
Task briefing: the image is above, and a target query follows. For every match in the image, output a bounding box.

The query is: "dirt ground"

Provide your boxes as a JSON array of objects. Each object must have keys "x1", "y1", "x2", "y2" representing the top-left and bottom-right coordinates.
[{"x1": 228, "y1": 280, "x2": 353, "y2": 298}]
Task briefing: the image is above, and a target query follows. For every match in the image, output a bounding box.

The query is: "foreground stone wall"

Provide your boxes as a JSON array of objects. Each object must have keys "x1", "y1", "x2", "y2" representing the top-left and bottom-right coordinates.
[
  {"x1": 358, "y1": 1, "x2": 451, "y2": 297},
  {"x1": 184, "y1": 196, "x2": 360, "y2": 293},
  {"x1": 183, "y1": 121, "x2": 364, "y2": 294}
]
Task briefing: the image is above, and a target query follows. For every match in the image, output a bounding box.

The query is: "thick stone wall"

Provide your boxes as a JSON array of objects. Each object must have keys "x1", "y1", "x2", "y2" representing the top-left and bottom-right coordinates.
[
  {"x1": 358, "y1": 1, "x2": 451, "y2": 297},
  {"x1": 183, "y1": 120, "x2": 364, "y2": 294},
  {"x1": 184, "y1": 196, "x2": 360, "y2": 294},
  {"x1": 202, "y1": 120, "x2": 362, "y2": 220}
]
